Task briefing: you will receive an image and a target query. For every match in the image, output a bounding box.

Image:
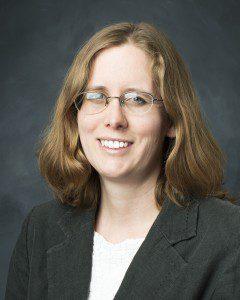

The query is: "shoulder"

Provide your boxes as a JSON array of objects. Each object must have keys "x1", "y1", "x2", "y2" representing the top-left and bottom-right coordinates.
[
  {"x1": 29, "y1": 199, "x2": 72, "y2": 224},
  {"x1": 198, "y1": 196, "x2": 240, "y2": 225},
  {"x1": 197, "y1": 198, "x2": 240, "y2": 295},
  {"x1": 196, "y1": 196, "x2": 240, "y2": 244},
  {"x1": 23, "y1": 199, "x2": 73, "y2": 244},
  {"x1": 5, "y1": 200, "x2": 74, "y2": 298},
  {"x1": 14, "y1": 199, "x2": 75, "y2": 256}
]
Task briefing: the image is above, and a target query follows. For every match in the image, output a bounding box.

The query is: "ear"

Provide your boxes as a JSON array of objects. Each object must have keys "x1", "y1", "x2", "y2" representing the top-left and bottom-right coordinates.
[{"x1": 166, "y1": 124, "x2": 175, "y2": 138}]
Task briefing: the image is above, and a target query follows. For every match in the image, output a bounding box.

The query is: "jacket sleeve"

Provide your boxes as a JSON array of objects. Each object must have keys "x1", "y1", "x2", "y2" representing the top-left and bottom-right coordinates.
[
  {"x1": 211, "y1": 242, "x2": 240, "y2": 299},
  {"x1": 5, "y1": 207, "x2": 35, "y2": 300}
]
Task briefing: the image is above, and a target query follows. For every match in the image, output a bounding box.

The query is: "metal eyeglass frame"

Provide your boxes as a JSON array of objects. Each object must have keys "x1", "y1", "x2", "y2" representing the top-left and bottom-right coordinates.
[{"x1": 74, "y1": 90, "x2": 164, "y2": 115}]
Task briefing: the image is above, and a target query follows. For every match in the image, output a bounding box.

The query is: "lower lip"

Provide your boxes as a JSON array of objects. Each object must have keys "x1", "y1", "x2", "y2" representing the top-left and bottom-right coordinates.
[{"x1": 97, "y1": 140, "x2": 133, "y2": 154}]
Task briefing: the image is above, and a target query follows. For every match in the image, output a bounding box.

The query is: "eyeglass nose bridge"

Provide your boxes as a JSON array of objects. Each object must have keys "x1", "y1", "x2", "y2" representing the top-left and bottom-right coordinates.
[{"x1": 105, "y1": 95, "x2": 125, "y2": 107}]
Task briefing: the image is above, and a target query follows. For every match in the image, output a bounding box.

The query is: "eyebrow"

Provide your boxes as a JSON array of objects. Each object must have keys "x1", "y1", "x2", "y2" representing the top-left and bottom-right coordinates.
[{"x1": 85, "y1": 85, "x2": 152, "y2": 94}]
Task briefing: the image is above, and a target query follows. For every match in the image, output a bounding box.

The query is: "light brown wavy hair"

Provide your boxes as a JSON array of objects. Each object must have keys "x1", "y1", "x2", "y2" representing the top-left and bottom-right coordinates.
[{"x1": 36, "y1": 21, "x2": 236, "y2": 211}]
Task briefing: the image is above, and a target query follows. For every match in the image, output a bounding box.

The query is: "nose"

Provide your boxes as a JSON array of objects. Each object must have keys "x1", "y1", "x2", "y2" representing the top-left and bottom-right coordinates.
[{"x1": 103, "y1": 97, "x2": 128, "y2": 129}]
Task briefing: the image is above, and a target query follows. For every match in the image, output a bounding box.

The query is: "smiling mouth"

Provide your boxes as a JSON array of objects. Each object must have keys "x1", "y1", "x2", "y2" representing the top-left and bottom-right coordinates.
[{"x1": 97, "y1": 139, "x2": 133, "y2": 152}]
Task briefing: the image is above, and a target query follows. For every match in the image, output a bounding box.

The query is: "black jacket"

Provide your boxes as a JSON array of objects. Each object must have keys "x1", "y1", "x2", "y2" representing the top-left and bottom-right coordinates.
[{"x1": 5, "y1": 195, "x2": 240, "y2": 299}]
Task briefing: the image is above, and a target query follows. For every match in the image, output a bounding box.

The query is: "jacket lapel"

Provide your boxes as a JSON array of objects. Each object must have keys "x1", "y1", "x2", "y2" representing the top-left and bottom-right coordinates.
[
  {"x1": 46, "y1": 196, "x2": 199, "y2": 299},
  {"x1": 46, "y1": 206, "x2": 97, "y2": 299},
  {"x1": 114, "y1": 196, "x2": 199, "y2": 299}
]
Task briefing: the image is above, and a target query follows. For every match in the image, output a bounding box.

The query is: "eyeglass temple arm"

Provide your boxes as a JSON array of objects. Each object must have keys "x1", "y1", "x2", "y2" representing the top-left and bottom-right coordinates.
[{"x1": 153, "y1": 97, "x2": 164, "y2": 103}]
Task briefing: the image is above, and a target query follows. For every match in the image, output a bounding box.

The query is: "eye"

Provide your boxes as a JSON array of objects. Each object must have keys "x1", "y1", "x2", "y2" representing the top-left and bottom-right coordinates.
[
  {"x1": 85, "y1": 92, "x2": 106, "y2": 100},
  {"x1": 124, "y1": 92, "x2": 149, "y2": 105},
  {"x1": 133, "y1": 96, "x2": 147, "y2": 105}
]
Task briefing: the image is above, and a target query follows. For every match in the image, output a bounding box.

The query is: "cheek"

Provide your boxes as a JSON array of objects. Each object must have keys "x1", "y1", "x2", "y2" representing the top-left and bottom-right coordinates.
[
  {"x1": 77, "y1": 112, "x2": 98, "y2": 143},
  {"x1": 137, "y1": 116, "x2": 166, "y2": 143},
  {"x1": 77, "y1": 111, "x2": 95, "y2": 131}
]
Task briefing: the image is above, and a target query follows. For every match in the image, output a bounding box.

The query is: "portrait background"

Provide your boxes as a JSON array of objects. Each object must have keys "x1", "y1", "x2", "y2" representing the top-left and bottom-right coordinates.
[{"x1": 1, "y1": 0, "x2": 239, "y2": 297}]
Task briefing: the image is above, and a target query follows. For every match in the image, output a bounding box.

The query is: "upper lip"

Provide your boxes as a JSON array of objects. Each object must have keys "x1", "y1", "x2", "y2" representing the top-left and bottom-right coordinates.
[{"x1": 98, "y1": 137, "x2": 133, "y2": 143}]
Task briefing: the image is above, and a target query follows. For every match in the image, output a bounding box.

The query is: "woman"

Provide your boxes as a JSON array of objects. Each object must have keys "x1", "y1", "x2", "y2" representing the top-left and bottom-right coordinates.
[{"x1": 5, "y1": 22, "x2": 240, "y2": 299}]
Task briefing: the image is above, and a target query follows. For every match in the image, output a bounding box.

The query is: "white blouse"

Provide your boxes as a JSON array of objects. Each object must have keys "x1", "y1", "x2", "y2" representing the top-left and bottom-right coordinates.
[{"x1": 88, "y1": 231, "x2": 145, "y2": 300}]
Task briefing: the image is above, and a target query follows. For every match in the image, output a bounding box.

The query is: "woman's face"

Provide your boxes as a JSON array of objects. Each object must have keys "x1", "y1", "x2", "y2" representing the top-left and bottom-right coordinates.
[{"x1": 77, "y1": 43, "x2": 173, "y2": 182}]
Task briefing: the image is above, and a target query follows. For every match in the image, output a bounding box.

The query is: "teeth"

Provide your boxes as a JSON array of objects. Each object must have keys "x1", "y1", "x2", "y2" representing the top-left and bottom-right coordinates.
[{"x1": 100, "y1": 140, "x2": 130, "y2": 149}]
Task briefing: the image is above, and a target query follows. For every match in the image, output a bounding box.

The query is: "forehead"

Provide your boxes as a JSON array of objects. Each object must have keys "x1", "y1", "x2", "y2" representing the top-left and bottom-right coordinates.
[{"x1": 87, "y1": 44, "x2": 153, "y2": 93}]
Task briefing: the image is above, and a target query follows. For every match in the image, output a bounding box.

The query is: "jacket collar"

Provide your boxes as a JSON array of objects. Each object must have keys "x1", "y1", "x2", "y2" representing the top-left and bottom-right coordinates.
[
  {"x1": 47, "y1": 195, "x2": 200, "y2": 299},
  {"x1": 57, "y1": 194, "x2": 199, "y2": 244}
]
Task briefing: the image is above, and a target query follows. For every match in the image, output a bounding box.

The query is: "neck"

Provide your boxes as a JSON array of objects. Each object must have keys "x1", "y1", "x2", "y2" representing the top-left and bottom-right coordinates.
[{"x1": 94, "y1": 169, "x2": 162, "y2": 240}]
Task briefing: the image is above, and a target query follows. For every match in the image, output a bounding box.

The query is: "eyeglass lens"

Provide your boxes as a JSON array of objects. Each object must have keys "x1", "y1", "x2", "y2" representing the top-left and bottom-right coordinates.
[{"x1": 75, "y1": 91, "x2": 155, "y2": 115}]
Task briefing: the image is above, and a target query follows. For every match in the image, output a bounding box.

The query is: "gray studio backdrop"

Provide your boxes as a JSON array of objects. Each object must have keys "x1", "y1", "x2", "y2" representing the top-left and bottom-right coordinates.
[{"x1": 1, "y1": 0, "x2": 239, "y2": 297}]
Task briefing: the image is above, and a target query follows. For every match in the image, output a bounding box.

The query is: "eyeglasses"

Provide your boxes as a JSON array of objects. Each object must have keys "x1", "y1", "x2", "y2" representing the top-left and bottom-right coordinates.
[{"x1": 74, "y1": 90, "x2": 164, "y2": 115}]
